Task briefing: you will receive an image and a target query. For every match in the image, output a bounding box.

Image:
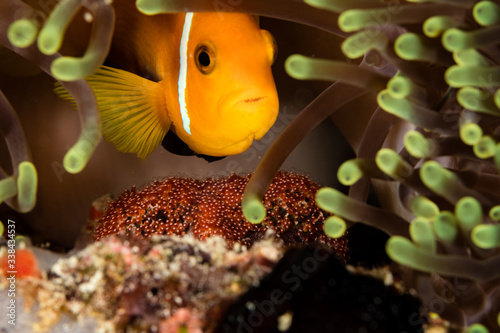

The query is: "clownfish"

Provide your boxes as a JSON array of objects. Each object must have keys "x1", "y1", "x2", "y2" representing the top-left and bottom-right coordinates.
[{"x1": 58, "y1": 2, "x2": 279, "y2": 159}]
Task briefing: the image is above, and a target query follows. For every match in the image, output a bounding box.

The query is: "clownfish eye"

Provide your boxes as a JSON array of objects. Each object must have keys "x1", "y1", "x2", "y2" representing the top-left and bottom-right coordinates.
[{"x1": 195, "y1": 43, "x2": 215, "y2": 74}]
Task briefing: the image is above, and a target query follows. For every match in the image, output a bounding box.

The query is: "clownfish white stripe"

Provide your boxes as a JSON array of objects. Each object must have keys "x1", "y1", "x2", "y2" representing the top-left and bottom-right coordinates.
[{"x1": 178, "y1": 12, "x2": 194, "y2": 135}]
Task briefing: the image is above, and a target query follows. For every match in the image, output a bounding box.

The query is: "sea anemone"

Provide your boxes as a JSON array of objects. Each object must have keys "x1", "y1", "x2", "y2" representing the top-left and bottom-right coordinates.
[
  {"x1": 0, "y1": 0, "x2": 114, "y2": 212},
  {"x1": 3, "y1": 0, "x2": 500, "y2": 330},
  {"x1": 206, "y1": 0, "x2": 500, "y2": 330}
]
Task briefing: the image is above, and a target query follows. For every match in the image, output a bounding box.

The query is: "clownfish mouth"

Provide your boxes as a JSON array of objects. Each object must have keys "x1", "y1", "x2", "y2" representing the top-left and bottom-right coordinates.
[
  {"x1": 220, "y1": 133, "x2": 255, "y2": 150},
  {"x1": 239, "y1": 96, "x2": 266, "y2": 104}
]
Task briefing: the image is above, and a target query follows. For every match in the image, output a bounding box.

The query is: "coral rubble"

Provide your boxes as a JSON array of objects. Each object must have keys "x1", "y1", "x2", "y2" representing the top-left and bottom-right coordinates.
[{"x1": 1, "y1": 234, "x2": 283, "y2": 333}]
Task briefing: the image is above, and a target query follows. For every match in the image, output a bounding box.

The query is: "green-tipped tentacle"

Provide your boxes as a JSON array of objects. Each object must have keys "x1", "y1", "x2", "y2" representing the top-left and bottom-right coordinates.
[
  {"x1": 420, "y1": 161, "x2": 475, "y2": 204},
  {"x1": 50, "y1": 2, "x2": 115, "y2": 81},
  {"x1": 471, "y1": 224, "x2": 500, "y2": 249},
  {"x1": 316, "y1": 187, "x2": 410, "y2": 236},
  {"x1": 0, "y1": 177, "x2": 16, "y2": 203},
  {"x1": 405, "y1": 0, "x2": 475, "y2": 6},
  {"x1": 473, "y1": 135, "x2": 497, "y2": 159},
  {"x1": 455, "y1": 196, "x2": 483, "y2": 231},
  {"x1": 386, "y1": 236, "x2": 500, "y2": 281},
  {"x1": 323, "y1": 215, "x2": 347, "y2": 238},
  {"x1": 404, "y1": 130, "x2": 434, "y2": 158},
  {"x1": 242, "y1": 193, "x2": 267, "y2": 224},
  {"x1": 423, "y1": 16, "x2": 458, "y2": 38},
  {"x1": 7, "y1": 18, "x2": 38, "y2": 48},
  {"x1": 16, "y1": 161, "x2": 37, "y2": 213},
  {"x1": 387, "y1": 76, "x2": 429, "y2": 103},
  {"x1": 473, "y1": 1, "x2": 500, "y2": 26},
  {"x1": 410, "y1": 195, "x2": 440, "y2": 219},
  {"x1": 466, "y1": 323, "x2": 490, "y2": 333},
  {"x1": 457, "y1": 87, "x2": 500, "y2": 116},
  {"x1": 337, "y1": 158, "x2": 383, "y2": 186},
  {"x1": 337, "y1": 160, "x2": 364, "y2": 186},
  {"x1": 453, "y1": 49, "x2": 490, "y2": 66},
  {"x1": 1, "y1": 162, "x2": 38, "y2": 213},
  {"x1": 0, "y1": 87, "x2": 37, "y2": 212},
  {"x1": 303, "y1": 0, "x2": 387, "y2": 12},
  {"x1": 495, "y1": 89, "x2": 500, "y2": 110},
  {"x1": 341, "y1": 30, "x2": 389, "y2": 59},
  {"x1": 489, "y1": 206, "x2": 500, "y2": 221},
  {"x1": 446, "y1": 65, "x2": 500, "y2": 88},
  {"x1": 495, "y1": 143, "x2": 500, "y2": 170},
  {"x1": 460, "y1": 122, "x2": 483, "y2": 145},
  {"x1": 63, "y1": 128, "x2": 101, "y2": 174},
  {"x1": 378, "y1": 90, "x2": 455, "y2": 132},
  {"x1": 395, "y1": 32, "x2": 452, "y2": 65},
  {"x1": 442, "y1": 26, "x2": 500, "y2": 52},
  {"x1": 37, "y1": 0, "x2": 80, "y2": 55},
  {"x1": 338, "y1": 4, "x2": 463, "y2": 33},
  {"x1": 375, "y1": 148, "x2": 413, "y2": 181},
  {"x1": 433, "y1": 211, "x2": 459, "y2": 243},
  {"x1": 285, "y1": 55, "x2": 389, "y2": 92},
  {"x1": 387, "y1": 76, "x2": 413, "y2": 99},
  {"x1": 135, "y1": 0, "x2": 170, "y2": 14},
  {"x1": 410, "y1": 217, "x2": 437, "y2": 253},
  {"x1": 51, "y1": 56, "x2": 96, "y2": 82}
]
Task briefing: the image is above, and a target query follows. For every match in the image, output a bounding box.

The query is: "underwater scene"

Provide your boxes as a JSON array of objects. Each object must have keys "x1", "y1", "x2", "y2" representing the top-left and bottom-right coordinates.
[{"x1": 1, "y1": 0, "x2": 500, "y2": 332}]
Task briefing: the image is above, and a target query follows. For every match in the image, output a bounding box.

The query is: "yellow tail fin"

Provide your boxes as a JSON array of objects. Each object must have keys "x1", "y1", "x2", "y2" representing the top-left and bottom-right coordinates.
[{"x1": 56, "y1": 66, "x2": 170, "y2": 159}]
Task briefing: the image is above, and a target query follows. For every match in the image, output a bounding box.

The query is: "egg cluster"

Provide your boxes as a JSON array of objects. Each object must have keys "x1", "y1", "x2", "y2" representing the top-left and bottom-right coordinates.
[{"x1": 94, "y1": 171, "x2": 348, "y2": 256}]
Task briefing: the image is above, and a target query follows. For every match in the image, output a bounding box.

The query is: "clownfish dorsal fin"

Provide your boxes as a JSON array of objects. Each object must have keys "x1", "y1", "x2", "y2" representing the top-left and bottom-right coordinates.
[{"x1": 55, "y1": 66, "x2": 171, "y2": 159}]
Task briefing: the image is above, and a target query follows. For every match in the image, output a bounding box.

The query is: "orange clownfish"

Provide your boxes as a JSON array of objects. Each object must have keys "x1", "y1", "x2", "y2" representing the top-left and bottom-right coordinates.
[{"x1": 60, "y1": 5, "x2": 279, "y2": 159}]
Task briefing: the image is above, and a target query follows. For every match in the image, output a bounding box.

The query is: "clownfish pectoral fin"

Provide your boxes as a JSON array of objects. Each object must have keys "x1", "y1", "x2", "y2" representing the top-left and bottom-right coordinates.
[{"x1": 55, "y1": 66, "x2": 171, "y2": 159}]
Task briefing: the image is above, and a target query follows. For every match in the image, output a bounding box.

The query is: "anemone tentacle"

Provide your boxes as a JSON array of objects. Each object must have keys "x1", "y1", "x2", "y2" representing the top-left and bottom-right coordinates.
[
  {"x1": 208, "y1": 0, "x2": 500, "y2": 330},
  {"x1": 0, "y1": 0, "x2": 108, "y2": 211},
  {"x1": 0, "y1": 90, "x2": 37, "y2": 212},
  {"x1": 242, "y1": 81, "x2": 365, "y2": 223}
]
